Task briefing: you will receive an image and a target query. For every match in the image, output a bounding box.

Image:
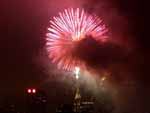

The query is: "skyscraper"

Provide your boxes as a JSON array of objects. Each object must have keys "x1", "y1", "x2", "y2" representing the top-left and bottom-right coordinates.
[
  {"x1": 73, "y1": 87, "x2": 94, "y2": 113},
  {"x1": 26, "y1": 89, "x2": 47, "y2": 113},
  {"x1": 73, "y1": 87, "x2": 81, "y2": 113}
]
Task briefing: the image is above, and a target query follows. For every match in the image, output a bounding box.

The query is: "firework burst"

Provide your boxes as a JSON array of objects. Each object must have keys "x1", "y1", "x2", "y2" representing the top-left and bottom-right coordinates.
[{"x1": 46, "y1": 8, "x2": 108, "y2": 71}]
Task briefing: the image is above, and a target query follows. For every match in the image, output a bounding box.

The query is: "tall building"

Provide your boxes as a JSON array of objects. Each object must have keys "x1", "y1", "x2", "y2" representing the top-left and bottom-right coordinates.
[
  {"x1": 56, "y1": 67, "x2": 94, "y2": 113},
  {"x1": 73, "y1": 87, "x2": 94, "y2": 113},
  {"x1": 80, "y1": 101, "x2": 94, "y2": 113},
  {"x1": 73, "y1": 87, "x2": 81, "y2": 113},
  {"x1": 56, "y1": 87, "x2": 94, "y2": 113},
  {"x1": 26, "y1": 89, "x2": 47, "y2": 113}
]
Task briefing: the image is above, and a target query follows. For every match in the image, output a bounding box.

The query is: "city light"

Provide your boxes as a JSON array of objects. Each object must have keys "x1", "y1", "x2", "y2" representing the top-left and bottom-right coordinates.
[
  {"x1": 32, "y1": 89, "x2": 36, "y2": 93},
  {"x1": 101, "y1": 77, "x2": 106, "y2": 81},
  {"x1": 74, "y1": 66, "x2": 80, "y2": 79},
  {"x1": 27, "y1": 89, "x2": 31, "y2": 93},
  {"x1": 27, "y1": 88, "x2": 36, "y2": 94}
]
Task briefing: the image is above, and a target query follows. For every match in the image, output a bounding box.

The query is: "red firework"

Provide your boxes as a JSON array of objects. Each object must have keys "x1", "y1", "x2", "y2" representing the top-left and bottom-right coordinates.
[{"x1": 46, "y1": 8, "x2": 108, "y2": 71}]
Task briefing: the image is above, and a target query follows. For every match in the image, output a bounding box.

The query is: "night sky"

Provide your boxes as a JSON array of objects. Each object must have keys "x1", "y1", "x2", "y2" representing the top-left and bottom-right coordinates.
[{"x1": 0, "y1": 0, "x2": 150, "y2": 113}]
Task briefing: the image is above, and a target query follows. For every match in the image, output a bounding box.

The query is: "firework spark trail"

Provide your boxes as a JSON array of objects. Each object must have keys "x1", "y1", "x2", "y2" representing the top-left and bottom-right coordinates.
[{"x1": 46, "y1": 8, "x2": 108, "y2": 71}]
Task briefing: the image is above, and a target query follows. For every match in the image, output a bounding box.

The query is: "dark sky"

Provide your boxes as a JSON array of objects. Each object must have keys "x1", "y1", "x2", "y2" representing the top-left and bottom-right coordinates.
[{"x1": 0, "y1": 0, "x2": 150, "y2": 113}]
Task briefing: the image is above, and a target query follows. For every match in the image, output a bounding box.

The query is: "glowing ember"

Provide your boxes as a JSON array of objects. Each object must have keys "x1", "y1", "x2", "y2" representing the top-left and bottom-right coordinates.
[{"x1": 46, "y1": 8, "x2": 108, "y2": 71}]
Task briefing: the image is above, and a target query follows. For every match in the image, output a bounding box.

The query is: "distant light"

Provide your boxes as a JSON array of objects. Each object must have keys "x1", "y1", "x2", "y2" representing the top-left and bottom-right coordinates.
[
  {"x1": 101, "y1": 77, "x2": 106, "y2": 81},
  {"x1": 32, "y1": 89, "x2": 36, "y2": 93},
  {"x1": 27, "y1": 89, "x2": 31, "y2": 93},
  {"x1": 76, "y1": 75, "x2": 79, "y2": 79},
  {"x1": 74, "y1": 67, "x2": 80, "y2": 75},
  {"x1": 74, "y1": 66, "x2": 80, "y2": 80}
]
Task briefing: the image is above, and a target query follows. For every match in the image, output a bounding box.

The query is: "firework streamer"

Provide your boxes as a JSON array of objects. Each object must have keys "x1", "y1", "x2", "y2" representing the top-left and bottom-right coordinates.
[{"x1": 46, "y1": 8, "x2": 108, "y2": 71}]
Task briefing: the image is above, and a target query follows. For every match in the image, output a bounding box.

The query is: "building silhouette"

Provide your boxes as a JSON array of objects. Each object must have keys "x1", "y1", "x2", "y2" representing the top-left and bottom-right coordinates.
[
  {"x1": 56, "y1": 87, "x2": 94, "y2": 113},
  {"x1": 26, "y1": 89, "x2": 47, "y2": 113}
]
